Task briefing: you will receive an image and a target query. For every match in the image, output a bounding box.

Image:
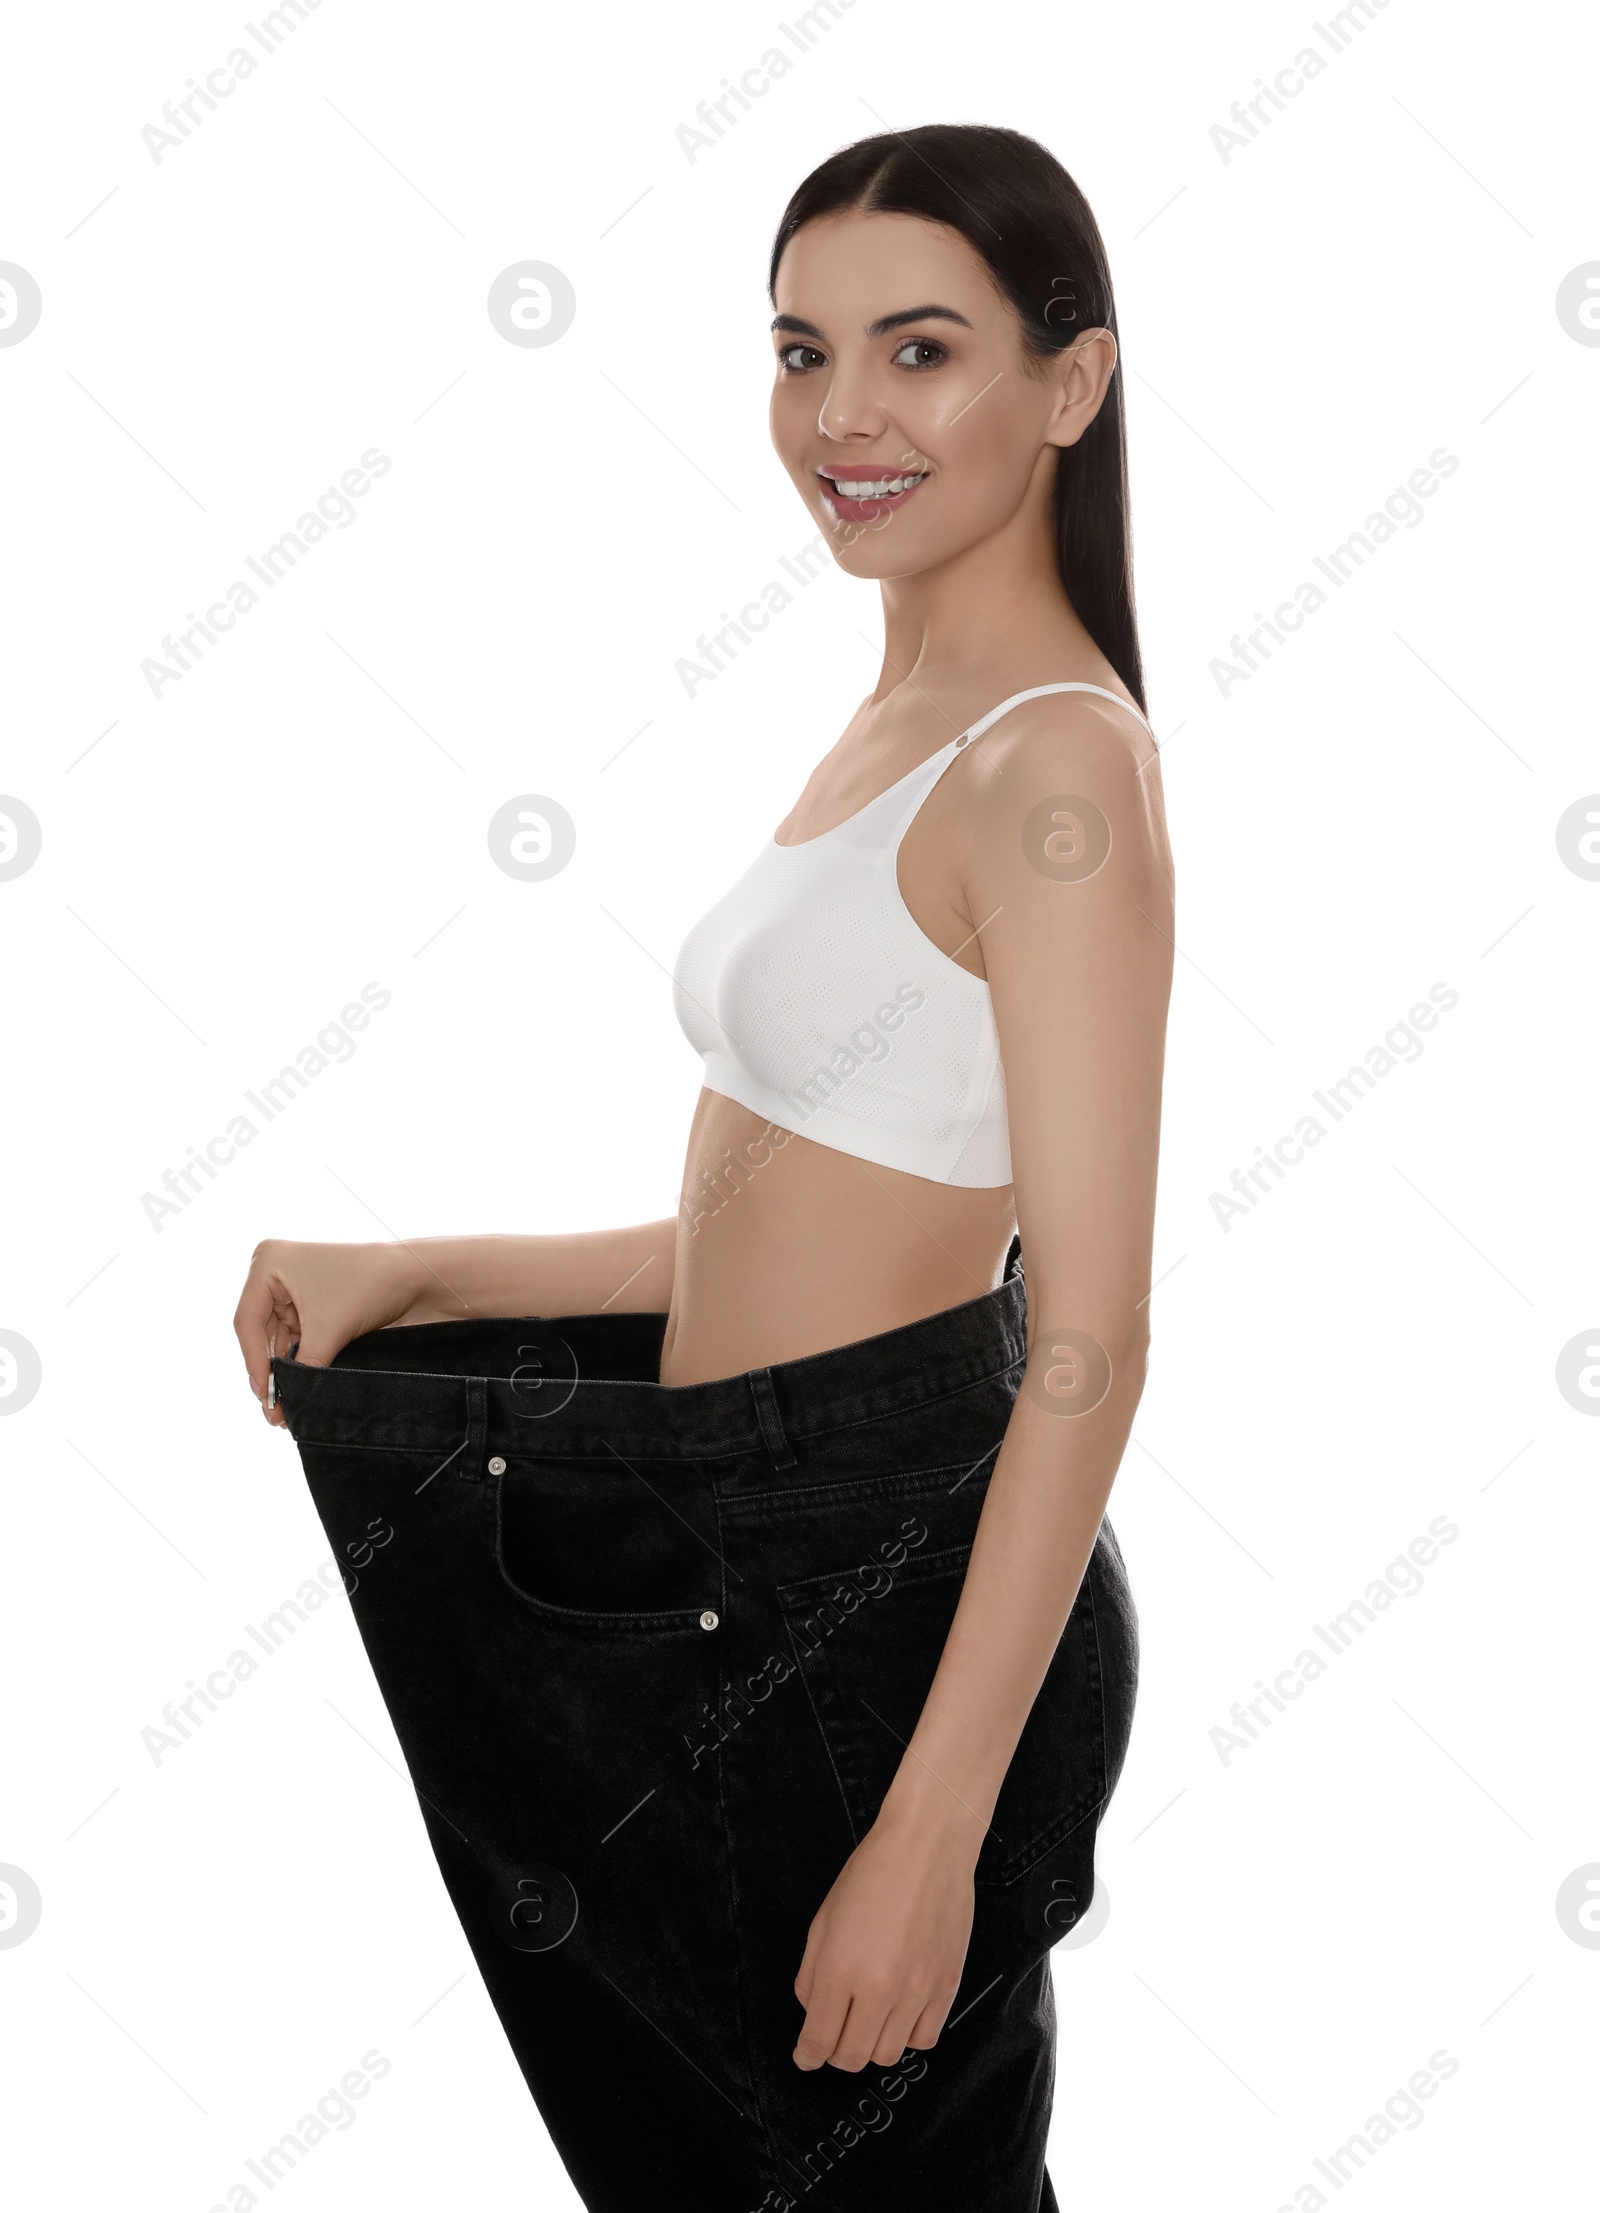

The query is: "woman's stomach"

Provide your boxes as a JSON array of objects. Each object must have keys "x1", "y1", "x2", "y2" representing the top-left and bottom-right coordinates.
[{"x1": 659, "y1": 1087, "x2": 1016, "y2": 1387}]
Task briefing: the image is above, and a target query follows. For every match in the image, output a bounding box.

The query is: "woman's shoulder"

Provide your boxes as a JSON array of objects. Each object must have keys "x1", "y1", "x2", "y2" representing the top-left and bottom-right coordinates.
[{"x1": 967, "y1": 679, "x2": 1155, "y2": 776}]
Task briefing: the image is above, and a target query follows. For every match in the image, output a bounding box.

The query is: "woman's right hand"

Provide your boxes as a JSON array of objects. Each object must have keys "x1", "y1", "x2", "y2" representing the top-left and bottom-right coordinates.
[{"x1": 234, "y1": 1239, "x2": 433, "y2": 1427}]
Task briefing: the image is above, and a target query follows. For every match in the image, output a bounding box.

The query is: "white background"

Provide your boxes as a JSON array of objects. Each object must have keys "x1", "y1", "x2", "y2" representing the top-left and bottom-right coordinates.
[{"x1": 2, "y1": 0, "x2": 1596, "y2": 2206}]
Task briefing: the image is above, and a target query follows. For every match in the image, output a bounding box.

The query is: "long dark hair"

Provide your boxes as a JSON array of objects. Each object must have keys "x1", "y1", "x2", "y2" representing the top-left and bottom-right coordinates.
[{"x1": 769, "y1": 124, "x2": 1145, "y2": 714}]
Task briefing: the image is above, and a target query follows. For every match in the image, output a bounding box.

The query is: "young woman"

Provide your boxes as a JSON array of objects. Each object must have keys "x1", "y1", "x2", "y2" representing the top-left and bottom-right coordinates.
[{"x1": 236, "y1": 124, "x2": 1172, "y2": 2213}]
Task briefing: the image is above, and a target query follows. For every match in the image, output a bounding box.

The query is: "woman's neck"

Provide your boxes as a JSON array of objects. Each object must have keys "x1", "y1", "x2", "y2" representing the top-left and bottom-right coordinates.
[{"x1": 865, "y1": 458, "x2": 1106, "y2": 706}]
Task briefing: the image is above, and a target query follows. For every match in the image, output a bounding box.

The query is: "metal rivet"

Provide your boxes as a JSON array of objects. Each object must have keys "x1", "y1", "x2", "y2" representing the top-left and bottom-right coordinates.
[
  {"x1": 487, "y1": 1455, "x2": 507, "y2": 1475},
  {"x1": 699, "y1": 1610, "x2": 719, "y2": 1631}
]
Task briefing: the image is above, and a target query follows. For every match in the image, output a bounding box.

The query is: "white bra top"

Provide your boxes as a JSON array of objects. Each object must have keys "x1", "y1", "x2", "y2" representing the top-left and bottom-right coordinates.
[{"x1": 672, "y1": 683, "x2": 1155, "y2": 1187}]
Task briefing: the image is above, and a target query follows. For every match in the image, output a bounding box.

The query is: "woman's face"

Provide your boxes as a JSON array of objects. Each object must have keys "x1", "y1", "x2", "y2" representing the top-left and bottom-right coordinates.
[{"x1": 768, "y1": 208, "x2": 1107, "y2": 581}]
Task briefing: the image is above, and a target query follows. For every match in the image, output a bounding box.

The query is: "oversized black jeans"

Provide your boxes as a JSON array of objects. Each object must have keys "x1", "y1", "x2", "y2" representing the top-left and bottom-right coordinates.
[{"x1": 271, "y1": 1256, "x2": 1138, "y2": 2211}]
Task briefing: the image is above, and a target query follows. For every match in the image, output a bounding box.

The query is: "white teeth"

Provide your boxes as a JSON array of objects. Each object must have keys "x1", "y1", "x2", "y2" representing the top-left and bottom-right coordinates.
[{"x1": 824, "y1": 471, "x2": 925, "y2": 500}]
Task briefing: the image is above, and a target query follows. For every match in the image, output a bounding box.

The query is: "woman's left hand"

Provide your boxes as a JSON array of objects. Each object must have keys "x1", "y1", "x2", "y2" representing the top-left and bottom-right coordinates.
[{"x1": 792, "y1": 1804, "x2": 977, "y2": 2070}]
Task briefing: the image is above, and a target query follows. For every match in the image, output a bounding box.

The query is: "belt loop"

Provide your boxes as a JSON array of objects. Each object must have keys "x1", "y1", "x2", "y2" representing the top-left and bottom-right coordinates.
[
  {"x1": 748, "y1": 1367, "x2": 797, "y2": 1471},
  {"x1": 463, "y1": 1374, "x2": 489, "y2": 1478}
]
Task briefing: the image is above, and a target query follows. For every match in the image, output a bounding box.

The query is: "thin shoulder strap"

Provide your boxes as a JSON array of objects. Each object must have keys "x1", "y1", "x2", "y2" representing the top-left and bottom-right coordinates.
[
  {"x1": 963, "y1": 681, "x2": 1154, "y2": 743},
  {"x1": 886, "y1": 680, "x2": 1154, "y2": 850}
]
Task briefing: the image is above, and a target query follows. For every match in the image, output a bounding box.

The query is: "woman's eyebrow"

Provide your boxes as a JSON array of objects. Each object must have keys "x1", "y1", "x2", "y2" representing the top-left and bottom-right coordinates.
[
  {"x1": 867, "y1": 304, "x2": 972, "y2": 337},
  {"x1": 769, "y1": 304, "x2": 974, "y2": 340}
]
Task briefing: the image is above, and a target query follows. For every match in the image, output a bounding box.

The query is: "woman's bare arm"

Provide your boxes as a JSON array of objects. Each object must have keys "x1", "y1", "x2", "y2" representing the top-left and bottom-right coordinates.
[
  {"x1": 791, "y1": 695, "x2": 1172, "y2": 2070},
  {"x1": 234, "y1": 1220, "x2": 677, "y2": 1425},
  {"x1": 392, "y1": 1222, "x2": 677, "y2": 1325}
]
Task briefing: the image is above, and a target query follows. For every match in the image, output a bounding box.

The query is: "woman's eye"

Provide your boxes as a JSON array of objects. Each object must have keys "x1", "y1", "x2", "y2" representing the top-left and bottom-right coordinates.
[
  {"x1": 777, "y1": 343, "x2": 828, "y2": 373},
  {"x1": 891, "y1": 338, "x2": 948, "y2": 369}
]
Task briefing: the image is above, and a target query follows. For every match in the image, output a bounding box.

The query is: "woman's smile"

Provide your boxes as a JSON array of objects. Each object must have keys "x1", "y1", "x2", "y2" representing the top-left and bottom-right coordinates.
[{"x1": 815, "y1": 461, "x2": 931, "y2": 519}]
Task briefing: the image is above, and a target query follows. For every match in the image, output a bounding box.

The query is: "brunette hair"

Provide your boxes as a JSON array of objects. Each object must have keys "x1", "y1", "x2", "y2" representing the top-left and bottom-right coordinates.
[{"x1": 770, "y1": 124, "x2": 1145, "y2": 713}]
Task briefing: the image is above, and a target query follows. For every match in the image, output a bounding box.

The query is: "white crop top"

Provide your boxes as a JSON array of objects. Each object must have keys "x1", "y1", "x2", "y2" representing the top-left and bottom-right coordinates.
[{"x1": 672, "y1": 683, "x2": 1154, "y2": 1187}]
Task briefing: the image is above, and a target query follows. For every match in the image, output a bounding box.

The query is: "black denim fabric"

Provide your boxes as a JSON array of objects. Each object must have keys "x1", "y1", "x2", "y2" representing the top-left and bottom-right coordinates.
[{"x1": 270, "y1": 1253, "x2": 1137, "y2": 2212}]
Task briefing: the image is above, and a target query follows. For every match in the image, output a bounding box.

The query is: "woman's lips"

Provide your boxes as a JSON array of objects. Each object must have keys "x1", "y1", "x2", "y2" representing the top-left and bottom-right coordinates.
[{"x1": 815, "y1": 466, "x2": 929, "y2": 520}]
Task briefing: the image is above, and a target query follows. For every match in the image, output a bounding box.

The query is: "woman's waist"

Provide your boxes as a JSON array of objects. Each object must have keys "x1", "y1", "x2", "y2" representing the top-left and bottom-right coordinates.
[
  {"x1": 663, "y1": 1165, "x2": 1016, "y2": 1390},
  {"x1": 269, "y1": 1268, "x2": 1027, "y2": 1470},
  {"x1": 659, "y1": 1245, "x2": 1014, "y2": 1388}
]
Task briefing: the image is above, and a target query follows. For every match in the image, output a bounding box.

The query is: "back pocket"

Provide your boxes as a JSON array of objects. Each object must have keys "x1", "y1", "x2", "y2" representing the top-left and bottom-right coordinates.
[{"x1": 777, "y1": 1543, "x2": 1106, "y2": 1888}]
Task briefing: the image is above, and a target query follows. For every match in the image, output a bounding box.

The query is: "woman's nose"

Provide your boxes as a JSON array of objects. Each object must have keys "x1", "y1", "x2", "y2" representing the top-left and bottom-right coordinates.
[{"x1": 814, "y1": 361, "x2": 887, "y2": 444}]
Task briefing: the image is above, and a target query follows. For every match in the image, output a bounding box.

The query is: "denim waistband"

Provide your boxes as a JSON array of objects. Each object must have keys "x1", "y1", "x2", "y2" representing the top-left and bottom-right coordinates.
[{"x1": 270, "y1": 1267, "x2": 1028, "y2": 1462}]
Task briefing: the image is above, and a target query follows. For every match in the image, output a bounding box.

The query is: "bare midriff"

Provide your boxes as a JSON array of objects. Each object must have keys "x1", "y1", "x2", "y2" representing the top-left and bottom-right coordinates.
[{"x1": 658, "y1": 1085, "x2": 1016, "y2": 1387}]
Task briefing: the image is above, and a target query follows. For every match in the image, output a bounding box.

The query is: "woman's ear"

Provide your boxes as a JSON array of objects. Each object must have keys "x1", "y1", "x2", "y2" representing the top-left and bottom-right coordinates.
[{"x1": 1043, "y1": 327, "x2": 1119, "y2": 450}]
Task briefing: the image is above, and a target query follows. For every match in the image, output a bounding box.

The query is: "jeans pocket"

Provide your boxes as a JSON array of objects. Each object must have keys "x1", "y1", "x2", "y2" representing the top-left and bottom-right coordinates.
[
  {"x1": 778, "y1": 1542, "x2": 1107, "y2": 1889},
  {"x1": 493, "y1": 1455, "x2": 724, "y2": 1635}
]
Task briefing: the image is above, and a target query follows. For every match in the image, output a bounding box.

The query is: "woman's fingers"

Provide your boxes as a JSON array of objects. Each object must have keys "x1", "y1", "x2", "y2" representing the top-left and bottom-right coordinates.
[
  {"x1": 792, "y1": 1969, "x2": 850, "y2": 2070},
  {"x1": 827, "y1": 1990, "x2": 898, "y2": 2074},
  {"x1": 290, "y1": 1309, "x2": 346, "y2": 1368},
  {"x1": 233, "y1": 1250, "x2": 312, "y2": 1426},
  {"x1": 797, "y1": 1972, "x2": 934, "y2": 2074},
  {"x1": 235, "y1": 1239, "x2": 393, "y2": 1433},
  {"x1": 792, "y1": 1912, "x2": 824, "y2": 2011},
  {"x1": 792, "y1": 1902, "x2": 953, "y2": 2071},
  {"x1": 232, "y1": 1264, "x2": 283, "y2": 1415},
  {"x1": 906, "y1": 1988, "x2": 956, "y2": 2051},
  {"x1": 790, "y1": 1823, "x2": 975, "y2": 2070},
  {"x1": 869, "y1": 1995, "x2": 925, "y2": 2069}
]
